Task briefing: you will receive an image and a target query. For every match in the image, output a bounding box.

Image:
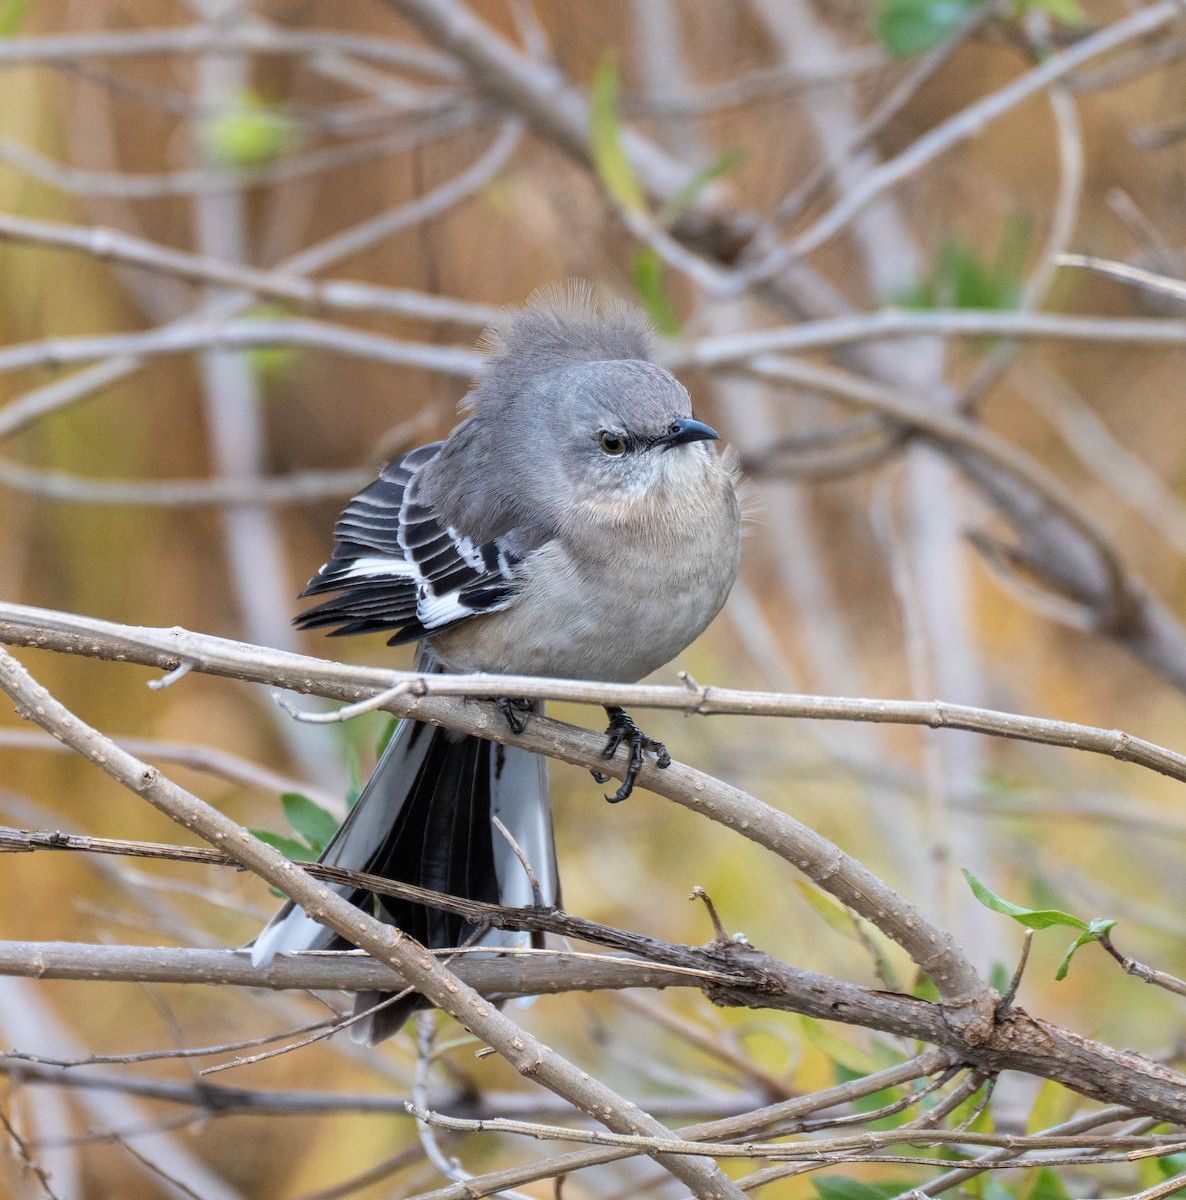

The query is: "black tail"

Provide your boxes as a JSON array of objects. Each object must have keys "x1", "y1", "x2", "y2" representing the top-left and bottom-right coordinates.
[{"x1": 252, "y1": 712, "x2": 558, "y2": 1044}]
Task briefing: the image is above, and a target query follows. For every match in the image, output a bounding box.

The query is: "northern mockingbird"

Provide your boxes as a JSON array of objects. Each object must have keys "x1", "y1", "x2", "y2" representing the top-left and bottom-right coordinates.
[{"x1": 252, "y1": 285, "x2": 741, "y2": 1042}]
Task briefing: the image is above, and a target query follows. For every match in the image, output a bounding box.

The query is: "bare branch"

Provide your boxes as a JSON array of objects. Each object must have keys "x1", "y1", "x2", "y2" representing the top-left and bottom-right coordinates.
[
  {"x1": 0, "y1": 647, "x2": 748, "y2": 1200},
  {"x1": 0, "y1": 319, "x2": 482, "y2": 380}
]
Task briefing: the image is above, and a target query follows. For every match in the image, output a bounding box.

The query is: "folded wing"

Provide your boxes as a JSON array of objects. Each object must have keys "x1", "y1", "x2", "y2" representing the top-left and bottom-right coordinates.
[{"x1": 296, "y1": 443, "x2": 524, "y2": 644}]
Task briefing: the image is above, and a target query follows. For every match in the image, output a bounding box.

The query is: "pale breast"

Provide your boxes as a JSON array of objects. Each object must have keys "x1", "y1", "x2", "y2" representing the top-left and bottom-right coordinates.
[{"x1": 429, "y1": 465, "x2": 741, "y2": 682}]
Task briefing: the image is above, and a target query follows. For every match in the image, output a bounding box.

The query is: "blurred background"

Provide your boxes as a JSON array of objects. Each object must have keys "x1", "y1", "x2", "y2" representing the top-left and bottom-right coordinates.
[{"x1": 2, "y1": 0, "x2": 1186, "y2": 1196}]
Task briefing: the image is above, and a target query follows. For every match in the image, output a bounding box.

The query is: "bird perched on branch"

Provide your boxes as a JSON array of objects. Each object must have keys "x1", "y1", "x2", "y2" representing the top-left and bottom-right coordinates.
[{"x1": 252, "y1": 284, "x2": 741, "y2": 1043}]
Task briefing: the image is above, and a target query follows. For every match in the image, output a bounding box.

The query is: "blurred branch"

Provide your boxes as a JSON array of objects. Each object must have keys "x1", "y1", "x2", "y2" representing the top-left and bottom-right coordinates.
[
  {"x1": 1018, "y1": 358, "x2": 1186, "y2": 556},
  {"x1": 0, "y1": 460, "x2": 370, "y2": 508},
  {"x1": 0, "y1": 320, "x2": 480, "y2": 424},
  {"x1": 744, "y1": 355, "x2": 1186, "y2": 691},
  {"x1": 407, "y1": 1054, "x2": 952, "y2": 1200},
  {"x1": 0, "y1": 113, "x2": 474, "y2": 198},
  {"x1": 0, "y1": 731, "x2": 338, "y2": 809},
  {"x1": 0, "y1": 24, "x2": 461, "y2": 79},
  {"x1": 621, "y1": 49, "x2": 887, "y2": 118},
  {"x1": 759, "y1": 3, "x2": 991, "y2": 238},
  {"x1": 737, "y1": 1, "x2": 1180, "y2": 288},
  {"x1": 1056, "y1": 251, "x2": 1186, "y2": 302},
  {"x1": 0, "y1": 214, "x2": 499, "y2": 324},
  {"x1": 0, "y1": 120, "x2": 519, "y2": 441},
  {"x1": 1068, "y1": 32, "x2": 1186, "y2": 91},
  {"x1": 673, "y1": 309, "x2": 1186, "y2": 368},
  {"x1": 0, "y1": 1056, "x2": 754, "y2": 1121}
]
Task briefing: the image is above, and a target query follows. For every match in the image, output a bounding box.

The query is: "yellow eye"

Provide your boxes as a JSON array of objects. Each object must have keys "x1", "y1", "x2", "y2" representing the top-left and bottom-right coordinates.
[{"x1": 598, "y1": 431, "x2": 627, "y2": 456}]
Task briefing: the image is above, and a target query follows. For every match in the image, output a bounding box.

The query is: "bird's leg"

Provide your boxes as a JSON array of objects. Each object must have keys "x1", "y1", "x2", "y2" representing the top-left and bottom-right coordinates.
[
  {"x1": 496, "y1": 697, "x2": 532, "y2": 735},
  {"x1": 596, "y1": 706, "x2": 671, "y2": 803}
]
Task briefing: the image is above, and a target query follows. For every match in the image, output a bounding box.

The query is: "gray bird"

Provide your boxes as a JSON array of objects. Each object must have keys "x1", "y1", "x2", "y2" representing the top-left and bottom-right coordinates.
[{"x1": 252, "y1": 284, "x2": 741, "y2": 1043}]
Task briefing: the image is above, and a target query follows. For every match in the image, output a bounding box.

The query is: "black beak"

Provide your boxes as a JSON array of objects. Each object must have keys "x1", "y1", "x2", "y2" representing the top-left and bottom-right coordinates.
[{"x1": 657, "y1": 417, "x2": 720, "y2": 450}]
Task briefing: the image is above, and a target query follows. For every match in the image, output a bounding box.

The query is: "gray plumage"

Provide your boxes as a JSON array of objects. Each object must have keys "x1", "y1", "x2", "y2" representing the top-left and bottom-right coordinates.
[{"x1": 252, "y1": 284, "x2": 741, "y2": 1044}]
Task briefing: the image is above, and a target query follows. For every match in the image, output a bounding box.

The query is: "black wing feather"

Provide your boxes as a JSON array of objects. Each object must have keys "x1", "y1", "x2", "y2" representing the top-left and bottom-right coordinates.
[{"x1": 295, "y1": 441, "x2": 523, "y2": 645}]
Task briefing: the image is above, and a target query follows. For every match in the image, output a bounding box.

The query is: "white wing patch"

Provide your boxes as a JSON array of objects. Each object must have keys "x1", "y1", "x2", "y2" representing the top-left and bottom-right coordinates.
[
  {"x1": 296, "y1": 445, "x2": 525, "y2": 643},
  {"x1": 340, "y1": 556, "x2": 417, "y2": 580}
]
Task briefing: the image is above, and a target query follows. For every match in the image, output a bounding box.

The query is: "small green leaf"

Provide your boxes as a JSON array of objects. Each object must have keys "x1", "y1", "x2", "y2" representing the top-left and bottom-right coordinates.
[
  {"x1": 901, "y1": 220, "x2": 1030, "y2": 312},
  {"x1": 280, "y1": 792, "x2": 339, "y2": 853},
  {"x1": 1026, "y1": 1078, "x2": 1078, "y2": 1136},
  {"x1": 1018, "y1": 0, "x2": 1086, "y2": 23},
  {"x1": 800, "y1": 1017, "x2": 876, "y2": 1075},
  {"x1": 659, "y1": 148, "x2": 746, "y2": 225},
  {"x1": 590, "y1": 56, "x2": 646, "y2": 214},
  {"x1": 630, "y1": 249, "x2": 681, "y2": 336},
  {"x1": 1055, "y1": 920, "x2": 1116, "y2": 980},
  {"x1": 962, "y1": 869, "x2": 1088, "y2": 931},
  {"x1": 0, "y1": 0, "x2": 33, "y2": 37},
  {"x1": 911, "y1": 970, "x2": 940, "y2": 1002},
  {"x1": 981, "y1": 1178, "x2": 1016, "y2": 1200},
  {"x1": 815, "y1": 1178, "x2": 917, "y2": 1200},
  {"x1": 204, "y1": 90, "x2": 296, "y2": 169},
  {"x1": 249, "y1": 829, "x2": 315, "y2": 861},
  {"x1": 1156, "y1": 1153, "x2": 1186, "y2": 1181},
  {"x1": 1024, "y1": 1168, "x2": 1072, "y2": 1200},
  {"x1": 874, "y1": 0, "x2": 982, "y2": 58},
  {"x1": 797, "y1": 880, "x2": 860, "y2": 937},
  {"x1": 988, "y1": 960, "x2": 1012, "y2": 995},
  {"x1": 240, "y1": 303, "x2": 299, "y2": 382}
]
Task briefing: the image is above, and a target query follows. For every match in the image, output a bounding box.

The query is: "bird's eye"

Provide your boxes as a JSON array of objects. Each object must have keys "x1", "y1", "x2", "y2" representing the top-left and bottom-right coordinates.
[{"x1": 598, "y1": 431, "x2": 627, "y2": 456}]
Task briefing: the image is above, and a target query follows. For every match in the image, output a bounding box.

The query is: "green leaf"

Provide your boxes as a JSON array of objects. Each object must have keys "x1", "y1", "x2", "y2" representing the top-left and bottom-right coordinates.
[
  {"x1": 239, "y1": 303, "x2": 300, "y2": 382},
  {"x1": 1023, "y1": 1168, "x2": 1072, "y2": 1200},
  {"x1": 815, "y1": 1178, "x2": 917, "y2": 1200},
  {"x1": 1018, "y1": 0, "x2": 1086, "y2": 24},
  {"x1": 901, "y1": 220, "x2": 1030, "y2": 311},
  {"x1": 280, "y1": 792, "x2": 339, "y2": 853},
  {"x1": 874, "y1": 0, "x2": 982, "y2": 58},
  {"x1": 204, "y1": 89, "x2": 296, "y2": 169},
  {"x1": 981, "y1": 1179, "x2": 1016, "y2": 1200},
  {"x1": 1055, "y1": 919, "x2": 1116, "y2": 980},
  {"x1": 911, "y1": 970, "x2": 940, "y2": 1002},
  {"x1": 590, "y1": 55, "x2": 646, "y2": 213},
  {"x1": 988, "y1": 960, "x2": 1012, "y2": 995},
  {"x1": 796, "y1": 880, "x2": 859, "y2": 937},
  {"x1": 1157, "y1": 1153, "x2": 1186, "y2": 1180},
  {"x1": 0, "y1": 0, "x2": 33, "y2": 37},
  {"x1": 659, "y1": 148, "x2": 746, "y2": 225},
  {"x1": 962, "y1": 869, "x2": 1088, "y2": 931},
  {"x1": 630, "y1": 249, "x2": 681, "y2": 336},
  {"x1": 800, "y1": 1017, "x2": 876, "y2": 1075},
  {"x1": 1026, "y1": 1078, "x2": 1079, "y2": 1136},
  {"x1": 249, "y1": 829, "x2": 315, "y2": 861}
]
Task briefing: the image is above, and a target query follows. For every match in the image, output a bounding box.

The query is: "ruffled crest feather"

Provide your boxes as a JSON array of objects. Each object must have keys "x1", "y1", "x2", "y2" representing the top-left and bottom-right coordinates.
[{"x1": 464, "y1": 281, "x2": 655, "y2": 412}]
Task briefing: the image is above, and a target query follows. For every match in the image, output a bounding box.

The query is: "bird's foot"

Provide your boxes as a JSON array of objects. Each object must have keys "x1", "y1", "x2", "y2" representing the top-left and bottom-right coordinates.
[
  {"x1": 496, "y1": 697, "x2": 532, "y2": 735},
  {"x1": 595, "y1": 706, "x2": 671, "y2": 803}
]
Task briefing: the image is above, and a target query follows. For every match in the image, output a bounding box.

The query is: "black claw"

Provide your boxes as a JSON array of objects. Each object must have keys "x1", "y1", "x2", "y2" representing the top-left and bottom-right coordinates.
[
  {"x1": 596, "y1": 706, "x2": 670, "y2": 803},
  {"x1": 496, "y1": 697, "x2": 531, "y2": 736}
]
